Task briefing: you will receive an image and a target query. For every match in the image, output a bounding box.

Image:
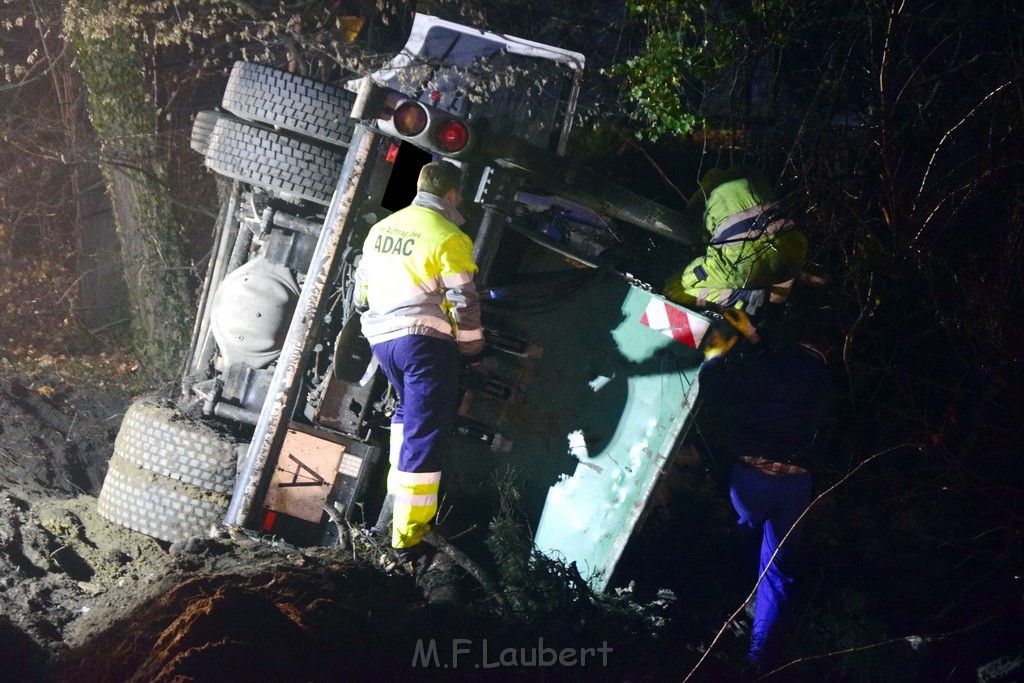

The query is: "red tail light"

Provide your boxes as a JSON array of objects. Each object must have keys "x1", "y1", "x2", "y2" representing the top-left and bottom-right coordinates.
[
  {"x1": 262, "y1": 510, "x2": 277, "y2": 532},
  {"x1": 373, "y1": 89, "x2": 474, "y2": 157},
  {"x1": 435, "y1": 119, "x2": 470, "y2": 153}
]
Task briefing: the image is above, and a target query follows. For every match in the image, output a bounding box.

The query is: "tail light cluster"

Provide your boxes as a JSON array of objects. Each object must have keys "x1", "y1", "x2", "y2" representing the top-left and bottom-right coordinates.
[{"x1": 380, "y1": 94, "x2": 473, "y2": 157}]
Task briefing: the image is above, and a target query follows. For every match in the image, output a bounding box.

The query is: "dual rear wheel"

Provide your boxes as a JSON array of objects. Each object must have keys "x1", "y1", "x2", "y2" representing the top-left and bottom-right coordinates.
[
  {"x1": 192, "y1": 62, "x2": 357, "y2": 206},
  {"x1": 99, "y1": 63, "x2": 358, "y2": 542}
]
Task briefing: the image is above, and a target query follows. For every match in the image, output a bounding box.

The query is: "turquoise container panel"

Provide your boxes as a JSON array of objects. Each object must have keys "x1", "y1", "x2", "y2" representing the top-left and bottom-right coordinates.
[
  {"x1": 449, "y1": 269, "x2": 707, "y2": 592},
  {"x1": 531, "y1": 281, "x2": 706, "y2": 591}
]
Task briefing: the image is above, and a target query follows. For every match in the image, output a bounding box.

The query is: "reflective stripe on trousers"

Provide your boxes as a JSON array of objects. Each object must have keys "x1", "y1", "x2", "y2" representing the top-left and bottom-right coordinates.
[
  {"x1": 372, "y1": 334, "x2": 459, "y2": 548},
  {"x1": 387, "y1": 424, "x2": 441, "y2": 547}
]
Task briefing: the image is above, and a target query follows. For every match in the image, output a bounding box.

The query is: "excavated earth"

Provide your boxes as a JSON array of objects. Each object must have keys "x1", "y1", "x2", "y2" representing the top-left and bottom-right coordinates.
[
  {"x1": 0, "y1": 362, "x2": 421, "y2": 681},
  {"x1": 5, "y1": 358, "x2": 1024, "y2": 682},
  {"x1": 0, "y1": 361, "x2": 690, "y2": 683}
]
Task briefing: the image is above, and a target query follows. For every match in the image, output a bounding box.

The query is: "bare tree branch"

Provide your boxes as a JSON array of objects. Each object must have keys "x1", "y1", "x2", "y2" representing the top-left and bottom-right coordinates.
[
  {"x1": 683, "y1": 445, "x2": 911, "y2": 682},
  {"x1": 758, "y1": 617, "x2": 994, "y2": 679},
  {"x1": 912, "y1": 79, "x2": 1015, "y2": 236}
]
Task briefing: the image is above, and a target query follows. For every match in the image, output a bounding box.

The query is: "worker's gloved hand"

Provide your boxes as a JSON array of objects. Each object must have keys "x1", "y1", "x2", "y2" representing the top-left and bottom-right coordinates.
[
  {"x1": 702, "y1": 327, "x2": 739, "y2": 360},
  {"x1": 459, "y1": 338, "x2": 485, "y2": 357},
  {"x1": 722, "y1": 308, "x2": 760, "y2": 344},
  {"x1": 740, "y1": 289, "x2": 766, "y2": 317}
]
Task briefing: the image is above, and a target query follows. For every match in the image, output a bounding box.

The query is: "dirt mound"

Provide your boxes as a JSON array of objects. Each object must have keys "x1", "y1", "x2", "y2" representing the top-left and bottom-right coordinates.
[
  {"x1": 0, "y1": 361, "x2": 128, "y2": 500},
  {"x1": 55, "y1": 539, "x2": 504, "y2": 683},
  {"x1": 0, "y1": 361, "x2": 509, "y2": 683},
  {"x1": 0, "y1": 362, "x2": 174, "y2": 678},
  {"x1": 0, "y1": 361, "x2": 646, "y2": 683},
  {"x1": 53, "y1": 535, "x2": 675, "y2": 683}
]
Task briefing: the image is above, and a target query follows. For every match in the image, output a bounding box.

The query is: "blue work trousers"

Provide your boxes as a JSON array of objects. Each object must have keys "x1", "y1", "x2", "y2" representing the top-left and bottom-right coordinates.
[
  {"x1": 728, "y1": 462, "x2": 811, "y2": 663},
  {"x1": 371, "y1": 334, "x2": 460, "y2": 474}
]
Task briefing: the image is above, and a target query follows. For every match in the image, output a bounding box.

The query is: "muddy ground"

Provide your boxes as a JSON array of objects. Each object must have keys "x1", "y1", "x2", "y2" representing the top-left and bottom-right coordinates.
[
  {"x1": 2, "y1": 356, "x2": 1022, "y2": 683},
  {"x1": 0, "y1": 360, "x2": 697, "y2": 683}
]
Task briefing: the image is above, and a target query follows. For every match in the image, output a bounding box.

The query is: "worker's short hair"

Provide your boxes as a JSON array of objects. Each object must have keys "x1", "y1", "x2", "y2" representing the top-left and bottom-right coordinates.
[{"x1": 417, "y1": 161, "x2": 462, "y2": 197}]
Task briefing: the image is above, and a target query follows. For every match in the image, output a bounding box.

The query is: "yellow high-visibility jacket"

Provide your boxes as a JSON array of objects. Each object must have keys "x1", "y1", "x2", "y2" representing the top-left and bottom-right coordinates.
[{"x1": 356, "y1": 193, "x2": 483, "y2": 352}]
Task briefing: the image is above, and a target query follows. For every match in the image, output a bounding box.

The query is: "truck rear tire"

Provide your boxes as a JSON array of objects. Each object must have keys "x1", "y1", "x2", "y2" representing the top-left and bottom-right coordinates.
[
  {"x1": 222, "y1": 61, "x2": 357, "y2": 148},
  {"x1": 112, "y1": 398, "x2": 242, "y2": 493},
  {"x1": 190, "y1": 110, "x2": 223, "y2": 155},
  {"x1": 97, "y1": 454, "x2": 231, "y2": 543},
  {"x1": 205, "y1": 117, "x2": 344, "y2": 206}
]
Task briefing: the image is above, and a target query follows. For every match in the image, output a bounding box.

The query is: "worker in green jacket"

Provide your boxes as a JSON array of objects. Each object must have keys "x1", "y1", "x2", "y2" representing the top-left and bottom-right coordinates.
[{"x1": 664, "y1": 167, "x2": 807, "y2": 316}]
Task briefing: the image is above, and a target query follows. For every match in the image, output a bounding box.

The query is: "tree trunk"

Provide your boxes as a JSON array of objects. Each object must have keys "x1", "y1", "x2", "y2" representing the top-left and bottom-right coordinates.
[
  {"x1": 64, "y1": 0, "x2": 194, "y2": 383},
  {"x1": 75, "y1": 141, "x2": 131, "y2": 336}
]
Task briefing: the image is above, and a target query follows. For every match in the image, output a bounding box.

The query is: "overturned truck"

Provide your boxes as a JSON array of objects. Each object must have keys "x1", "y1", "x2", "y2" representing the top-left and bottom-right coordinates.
[{"x1": 97, "y1": 14, "x2": 714, "y2": 592}]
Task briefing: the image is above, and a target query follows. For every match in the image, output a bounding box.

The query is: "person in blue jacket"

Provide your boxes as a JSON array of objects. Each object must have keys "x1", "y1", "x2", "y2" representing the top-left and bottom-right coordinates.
[{"x1": 698, "y1": 310, "x2": 834, "y2": 666}]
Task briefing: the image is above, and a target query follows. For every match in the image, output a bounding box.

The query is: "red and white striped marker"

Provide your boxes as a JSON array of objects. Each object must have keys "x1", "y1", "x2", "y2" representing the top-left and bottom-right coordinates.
[{"x1": 639, "y1": 297, "x2": 710, "y2": 349}]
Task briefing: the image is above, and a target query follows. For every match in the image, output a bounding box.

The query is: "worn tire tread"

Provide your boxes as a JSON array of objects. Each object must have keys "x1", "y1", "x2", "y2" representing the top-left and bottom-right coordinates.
[
  {"x1": 222, "y1": 61, "x2": 356, "y2": 147},
  {"x1": 190, "y1": 110, "x2": 222, "y2": 155},
  {"x1": 112, "y1": 398, "x2": 240, "y2": 493},
  {"x1": 205, "y1": 117, "x2": 342, "y2": 206},
  {"x1": 97, "y1": 454, "x2": 230, "y2": 543}
]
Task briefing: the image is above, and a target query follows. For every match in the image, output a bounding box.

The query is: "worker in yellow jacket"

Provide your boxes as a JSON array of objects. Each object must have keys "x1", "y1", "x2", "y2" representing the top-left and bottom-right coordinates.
[
  {"x1": 664, "y1": 166, "x2": 806, "y2": 316},
  {"x1": 355, "y1": 161, "x2": 483, "y2": 556}
]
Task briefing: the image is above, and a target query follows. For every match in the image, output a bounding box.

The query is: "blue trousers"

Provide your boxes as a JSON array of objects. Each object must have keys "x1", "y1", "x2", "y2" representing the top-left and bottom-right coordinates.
[
  {"x1": 371, "y1": 335, "x2": 459, "y2": 547},
  {"x1": 372, "y1": 334, "x2": 460, "y2": 473},
  {"x1": 728, "y1": 462, "x2": 811, "y2": 663}
]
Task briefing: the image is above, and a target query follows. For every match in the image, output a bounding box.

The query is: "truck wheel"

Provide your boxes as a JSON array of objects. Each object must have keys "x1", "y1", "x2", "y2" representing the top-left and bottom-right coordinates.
[
  {"x1": 222, "y1": 61, "x2": 357, "y2": 148},
  {"x1": 112, "y1": 398, "x2": 242, "y2": 493},
  {"x1": 190, "y1": 110, "x2": 223, "y2": 155},
  {"x1": 205, "y1": 117, "x2": 343, "y2": 206},
  {"x1": 97, "y1": 454, "x2": 231, "y2": 544}
]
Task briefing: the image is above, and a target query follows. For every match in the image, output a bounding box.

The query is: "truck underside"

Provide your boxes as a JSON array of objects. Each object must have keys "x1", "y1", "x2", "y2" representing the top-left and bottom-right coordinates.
[{"x1": 97, "y1": 14, "x2": 712, "y2": 592}]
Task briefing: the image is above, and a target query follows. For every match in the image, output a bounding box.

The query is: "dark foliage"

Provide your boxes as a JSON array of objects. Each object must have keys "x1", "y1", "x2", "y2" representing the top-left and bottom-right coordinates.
[{"x1": 1, "y1": 0, "x2": 1022, "y2": 678}]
